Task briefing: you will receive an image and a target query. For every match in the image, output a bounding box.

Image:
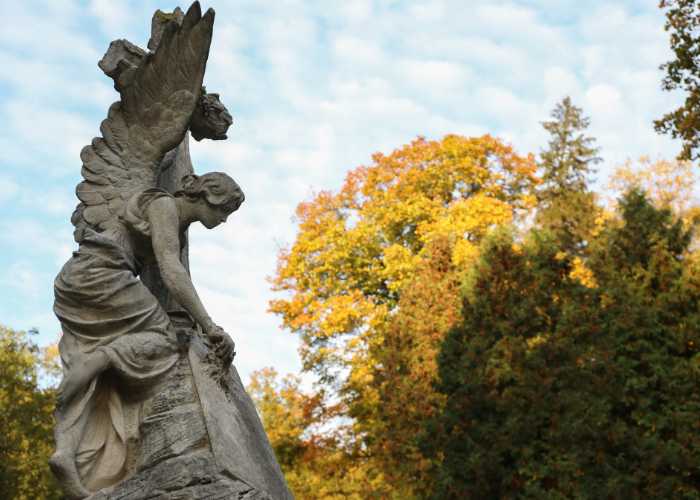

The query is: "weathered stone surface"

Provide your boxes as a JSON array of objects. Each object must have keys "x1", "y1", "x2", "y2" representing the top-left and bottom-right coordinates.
[
  {"x1": 148, "y1": 8, "x2": 185, "y2": 51},
  {"x1": 97, "y1": 39, "x2": 146, "y2": 92},
  {"x1": 51, "y1": 2, "x2": 291, "y2": 498},
  {"x1": 83, "y1": 331, "x2": 289, "y2": 499},
  {"x1": 87, "y1": 450, "x2": 271, "y2": 500},
  {"x1": 190, "y1": 335, "x2": 293, "y2": 500}
]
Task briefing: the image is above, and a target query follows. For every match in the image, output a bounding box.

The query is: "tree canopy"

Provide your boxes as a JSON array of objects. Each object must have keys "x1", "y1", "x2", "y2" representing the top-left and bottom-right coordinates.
[
  {"x1": 426, "y1": 190, "x2": 700, "y2": 498},
  {"x1": 655, "y1": 0, "x2": 700, "y2": 160},
  {"x1": 0, "y1": 325, "x2": 61, "y2": 499},
  {"x1": 536, "y1": 97, "x2": 602, "y2": 254},
  {"x1": 268, "y1": 134, "x2": 538, "y2": 497}
]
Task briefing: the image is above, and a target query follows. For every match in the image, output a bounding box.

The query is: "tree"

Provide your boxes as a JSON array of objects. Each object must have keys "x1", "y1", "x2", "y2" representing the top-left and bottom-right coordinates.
[
  {"x1": 608, "y1": 156, "x2": 700, "y2": 225},
  {"x1": 537, "y1": 97, "x2": 602, "y2": 253},
  {"x1": 427, "y1": 190, "x2": 700, "y2": 498},
  {"x1": 368, "y1": 237, "x2": 462, "y2": 497},
  {"x1": 655, "y1": 0, "x2": 700, "y2": 161},
  {"x1": 0, "y1": 325, "x2": 61, "y2": 499},
  {"x1": 247, "y1": 368, "x2": 378, "y2": 499},
  {"x1": 540, "y1": 97, "x2": 601, "y2": 195},
  {"x1": 425, "y1": 228, "x2": 597, "y2": 498},
  {"x1": 270, "y1": 134, "x2": 538, "y2": 495}
]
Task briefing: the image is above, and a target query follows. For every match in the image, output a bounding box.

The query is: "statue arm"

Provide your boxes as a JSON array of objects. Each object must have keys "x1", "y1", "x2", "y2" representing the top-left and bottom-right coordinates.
[{"x1": 147, "y1": 197, "x2": 215, "y2": 333}]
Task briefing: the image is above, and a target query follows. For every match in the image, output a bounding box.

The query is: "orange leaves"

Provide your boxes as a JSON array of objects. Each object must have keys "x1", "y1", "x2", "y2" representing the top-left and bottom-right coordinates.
[
  {"x1": 271, "y1": 135, "x2": 538, "y2": 362},
  {"x1": 319, "y1": 292, "x2": 373, "y2": 333},
  {"x1": 267, "y1": 134, "x2": 538, "y2": 495}
]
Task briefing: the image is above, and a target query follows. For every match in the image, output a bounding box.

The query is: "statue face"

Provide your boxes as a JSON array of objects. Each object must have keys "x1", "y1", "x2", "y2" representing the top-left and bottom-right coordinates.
[
  {"x1": 199, "y1": 202, "x2": 232, "y2": 229},
  {"x1": 190, "y1": 93, "x2": 233, "y2": 141}
]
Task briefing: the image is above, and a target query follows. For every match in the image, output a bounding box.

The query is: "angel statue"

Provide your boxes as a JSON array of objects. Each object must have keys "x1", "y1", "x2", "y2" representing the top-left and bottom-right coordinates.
[{"x1": 46, "y1": 4, "x2": 289, "y2": 499}]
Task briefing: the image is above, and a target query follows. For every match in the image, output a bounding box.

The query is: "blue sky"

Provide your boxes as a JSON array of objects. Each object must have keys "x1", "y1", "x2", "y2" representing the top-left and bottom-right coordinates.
[{"x1": 0, "y1": 0, "x2": 684, "y2": 383}]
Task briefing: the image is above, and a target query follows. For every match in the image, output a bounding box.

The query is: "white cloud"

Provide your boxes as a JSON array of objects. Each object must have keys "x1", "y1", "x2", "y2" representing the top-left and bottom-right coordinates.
[
  {"x1": 0, "y1": 218, "x2": 74, "y2": 263},
  {"x1": 88, "y1": 0, "x2": 131, "y2": 35},
  {"x1": 543, "y1": 66, "x2": 582, "y2": 100},
  {"x1": 333, "y1": 35, "x2": 386, "y2": 68},
  {"x1": 0, "y1": 261, "x2": 44, "y2": 299},
  {"x1": 398, "y1": 59, "x2": 471, "y2": 92},
  {"x1": 0, "y1": 176, "x2": 19, "y2": 203},
  {"x1": 0, "y1": 0, "x2": 687, "y2": 385},
  {"x1": 0, "y1": 101, "x2": 94, "y2": 173},
  {"x1": 586, "y1": 83, "x2": 624, "y2": 117}
]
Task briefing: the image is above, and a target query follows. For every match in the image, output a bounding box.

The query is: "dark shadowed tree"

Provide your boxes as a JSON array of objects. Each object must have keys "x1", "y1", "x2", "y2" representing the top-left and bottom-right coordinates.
[
  {"x1": 427, "y1": 190, "x2": 700, "y2": 498},
  {"x1": 655, "y1": 0, "x2": 700, "y2": 161}
]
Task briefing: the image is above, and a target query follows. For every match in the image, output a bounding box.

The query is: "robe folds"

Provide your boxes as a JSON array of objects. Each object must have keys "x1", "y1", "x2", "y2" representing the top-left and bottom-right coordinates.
[{"x1": 53, "y1": 190, "x2": 179, "y2": 491}]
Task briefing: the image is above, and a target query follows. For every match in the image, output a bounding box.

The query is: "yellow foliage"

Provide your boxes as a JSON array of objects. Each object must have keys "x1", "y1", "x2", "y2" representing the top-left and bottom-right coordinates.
[
  {"x1": 608, "y1": 156, "x2": 699, "y2": 221},
  {"x1": 0, "y1": 325, "x2": 61, "y2": 498},
  {"x1": 381, "y1": 244, "x2": 420, "y2": 292},
  {"x1": 271, "y1": 134, "x2": 538, "y2": 377},
  {"x1": 526, "y1": 334, "x2": 548, "y2": 350},
  {"x1": 570, "y1": 256, "x2": 597, "y2": 288},
  {"x1": 269, "y1": 134, "x2": 539, "y2": 496}
]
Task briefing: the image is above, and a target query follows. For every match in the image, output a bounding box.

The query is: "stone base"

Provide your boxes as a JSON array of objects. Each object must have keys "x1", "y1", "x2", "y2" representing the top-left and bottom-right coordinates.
[
  {"x1": 85, "y1": 326, "x2": 292, "y2": 500},
  {"x1": 88, "y1": 450, "x2": 271, "y2": 500}
]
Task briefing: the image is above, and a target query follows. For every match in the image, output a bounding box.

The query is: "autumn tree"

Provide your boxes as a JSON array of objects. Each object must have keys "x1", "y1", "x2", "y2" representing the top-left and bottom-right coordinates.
[
  {"x1": 608, "y1": 156, "x2": 700, "y2": 226},
  {"x1": 427, "y1": 190, "x2": 700, "y2": 498},
  {"x1": 247, "y1": 368, "x2": 378, "y2": 499},
  {"x1": 0, "y1": 325, "x2": 61, "y2": 499},
  {"x1": 537, "y1": 97, "x2": 602, "y2": 253},
  {"x1": 655, "y1": 0, "x2": 700, "y2": 160},
  {"x1": 270, "y1": 135, "x2": 538, "y2": 495},
  {"x1": 367, "y1": 237, "x2": 462, "y2": 498}
]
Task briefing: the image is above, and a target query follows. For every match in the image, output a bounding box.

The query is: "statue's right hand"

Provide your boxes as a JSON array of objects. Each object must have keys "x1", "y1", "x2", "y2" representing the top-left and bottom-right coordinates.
[{"x1": 206, "y1": 324, "x2": 236, "y2": 366}]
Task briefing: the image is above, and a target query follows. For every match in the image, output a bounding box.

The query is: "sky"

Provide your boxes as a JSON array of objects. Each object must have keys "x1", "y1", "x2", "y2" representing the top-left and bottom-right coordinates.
[{"x1": 0, "y1": 0, "x2": 685, "y2": 384}]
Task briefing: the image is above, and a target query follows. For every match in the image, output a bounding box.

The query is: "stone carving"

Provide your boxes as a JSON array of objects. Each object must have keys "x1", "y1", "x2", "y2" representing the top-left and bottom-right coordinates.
[{"x1": 49, "y1": 3, "x2": 292, "y2": 499}]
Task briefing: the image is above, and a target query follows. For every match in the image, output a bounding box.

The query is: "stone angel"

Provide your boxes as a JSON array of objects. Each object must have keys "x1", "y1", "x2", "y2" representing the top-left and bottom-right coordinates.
[{"x1": 48, "y1": 3, "x2": 244, "y2": 498}]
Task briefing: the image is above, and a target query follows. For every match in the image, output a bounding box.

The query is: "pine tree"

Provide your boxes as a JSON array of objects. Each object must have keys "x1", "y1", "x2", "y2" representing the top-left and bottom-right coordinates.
[
  {"x1": 540, "y1": 97, "x2": 601, "y2": 194},
  {"x1": 537, "y1": 97, "x2": 602, "y2": 253}
]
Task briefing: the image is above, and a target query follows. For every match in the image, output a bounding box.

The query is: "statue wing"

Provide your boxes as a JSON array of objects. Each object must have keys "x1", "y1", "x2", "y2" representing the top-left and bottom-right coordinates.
[{"x1": 72, "y1": 2, "x2": 214, "y2": 241}]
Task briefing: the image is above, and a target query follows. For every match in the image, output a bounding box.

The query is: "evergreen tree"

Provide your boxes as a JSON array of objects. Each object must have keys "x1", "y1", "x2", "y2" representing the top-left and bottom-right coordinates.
[
  {"x1": 537, "y1": 97, "x2": 602, "y2": 253},
  {"x1": 540, "y1": 97, "x2": 601, "y2": 194},
  {"x1": 427, "y1": 190, "x2": 700, "y2": 499}
]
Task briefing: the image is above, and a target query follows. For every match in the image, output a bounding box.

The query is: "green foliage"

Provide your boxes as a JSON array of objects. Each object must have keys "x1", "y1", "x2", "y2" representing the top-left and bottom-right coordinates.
[
  {"x1": 655, "y1": 0, "x2": 700, "y2": 161},
  {"x1": 539, "y1": 97, "x2": 600, "y2": 196},
  {"x1": 427, "y1": 190, "x2": 700, "y2": 499},
  {"x1": 0, "y1": 325, "x2": 61, "y2": 500},
  {"x1": 536, "y1": 189, "x2": 599, "y2": 255},
  {"x1": 537, "y1": 97, "x2": 601, "y2": 253}
]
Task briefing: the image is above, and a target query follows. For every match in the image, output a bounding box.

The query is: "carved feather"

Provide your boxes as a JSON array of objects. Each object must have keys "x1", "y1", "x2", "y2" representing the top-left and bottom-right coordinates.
[{"x1": 71, "y1": 2, "x2": 214, "y2": 242}]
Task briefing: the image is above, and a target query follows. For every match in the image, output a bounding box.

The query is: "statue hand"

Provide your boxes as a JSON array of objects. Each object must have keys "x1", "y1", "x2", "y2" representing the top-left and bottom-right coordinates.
[{"x1": 207, "y1": 325, "x2": 236, "y2": 366}]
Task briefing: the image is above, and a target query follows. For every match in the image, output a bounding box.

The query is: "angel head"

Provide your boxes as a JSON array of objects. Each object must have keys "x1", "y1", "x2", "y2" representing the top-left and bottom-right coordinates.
[
  {"x1": 190, "y1": 92, "x2": 233, "y2": 141},
  {"x1": 176, "y1": 172, "x2": 244, "y2": 228}
]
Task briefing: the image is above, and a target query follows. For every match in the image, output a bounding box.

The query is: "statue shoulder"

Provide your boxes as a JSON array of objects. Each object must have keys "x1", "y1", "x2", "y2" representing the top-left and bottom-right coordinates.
[{"x1": 122, "y1": 189, "x2": 175, "y2": 237}]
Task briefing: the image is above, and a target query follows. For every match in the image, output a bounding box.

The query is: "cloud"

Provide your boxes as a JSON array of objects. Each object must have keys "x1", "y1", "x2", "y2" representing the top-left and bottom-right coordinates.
[
  {"x1": 88, "y1": 0, "x2": 132, "y2": 35},
  {"x1": 0, "y1": 101, "x2": 95, "y2": 174},
  {"x1": 0, "y1": 218, "x2": 73, "y2": 263},
  {"x1": 0, "y1": 176, "x2": 19, "y2": 203},
  {"x1": 0, "y1": 0, "x2": 687, "y2": 386}
]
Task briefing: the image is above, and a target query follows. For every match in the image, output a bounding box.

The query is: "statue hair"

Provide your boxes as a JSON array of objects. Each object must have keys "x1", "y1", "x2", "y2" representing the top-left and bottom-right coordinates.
[{"x1": 176, "y1": 172, "x2": 244, "y2": 213}]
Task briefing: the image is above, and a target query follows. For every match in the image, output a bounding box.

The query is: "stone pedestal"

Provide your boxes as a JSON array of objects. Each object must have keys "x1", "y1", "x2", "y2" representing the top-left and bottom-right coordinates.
[{"x1": 87, "y1": 326, "x2": 292, "y2": 500}]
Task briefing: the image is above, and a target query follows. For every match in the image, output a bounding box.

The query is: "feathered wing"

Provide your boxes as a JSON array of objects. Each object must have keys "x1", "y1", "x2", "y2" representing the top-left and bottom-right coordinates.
[{"x1": 72, "y1": 2, "x2": 214, "y2": 241}]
